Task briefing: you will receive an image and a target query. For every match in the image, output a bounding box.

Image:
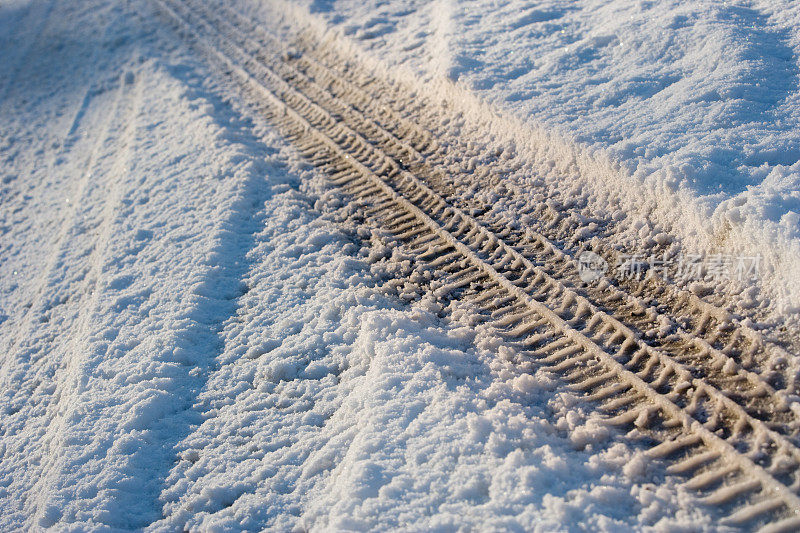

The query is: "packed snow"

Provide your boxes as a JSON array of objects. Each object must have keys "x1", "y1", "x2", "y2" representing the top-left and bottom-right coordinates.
[{"x1": 1, "y1": 0, "x2": 797, "y2": 530}]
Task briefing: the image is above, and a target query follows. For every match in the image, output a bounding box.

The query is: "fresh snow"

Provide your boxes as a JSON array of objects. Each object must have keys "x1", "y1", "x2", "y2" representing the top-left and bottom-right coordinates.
[{"x1": 0, "y1": 0, "x2": 796, "y2": 530}]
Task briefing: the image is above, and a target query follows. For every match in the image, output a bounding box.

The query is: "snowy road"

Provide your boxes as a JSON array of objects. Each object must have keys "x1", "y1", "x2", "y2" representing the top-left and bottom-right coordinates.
[{"x1": 1, "y1": 0, "x2": 799, "y2": 530}]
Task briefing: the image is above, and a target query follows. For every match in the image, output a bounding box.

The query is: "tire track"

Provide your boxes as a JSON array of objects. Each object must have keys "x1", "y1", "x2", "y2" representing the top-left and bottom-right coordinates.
[
  {"x1": 0, "y1": 76, "x2": 130, "y2": 401},
  {"x1": 203, "y1": 0, "x2": 800, "y2": 412},
  {"x1": 25, "y1": 68, "x2": 143, "y2": 528},
  {"x1": 283, "y1": 10, "x2": 800, "y2": 400},
  {"x1": 170, "y1": 0, "x2": 800, "y2": 448},
  {"x1": 0, "y1": 66, "x2": 140, "y2": 529},
  {"x1": 154, "y1": 1, "x2": 800, "y2": 529}
]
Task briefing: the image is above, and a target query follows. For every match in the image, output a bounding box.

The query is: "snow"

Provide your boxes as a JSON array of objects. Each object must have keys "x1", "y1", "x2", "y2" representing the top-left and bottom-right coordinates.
[
  {"x1": 0, "y1": 0, "x2": 793, "y2": 529},
  {"x1": 254, "y1": 0, "x2": 800, "y2": 316},
  {"x1": 151, "y1": 263, "x2": 710, "y2": 531}
]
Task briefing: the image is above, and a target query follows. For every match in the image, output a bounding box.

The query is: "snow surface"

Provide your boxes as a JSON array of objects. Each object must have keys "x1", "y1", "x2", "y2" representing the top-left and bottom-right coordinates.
[
  {"x1": 254, "y1": 0, "x2": 800, "y2": 317},
  {"x1": 0, "y1": 0, "x2": 782, "y2": 530}
]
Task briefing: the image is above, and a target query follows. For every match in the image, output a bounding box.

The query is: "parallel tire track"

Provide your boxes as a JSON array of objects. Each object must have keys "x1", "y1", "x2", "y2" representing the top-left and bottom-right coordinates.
[{"x1": 153, "y1": 1, "x2": 800, "y2": 529}]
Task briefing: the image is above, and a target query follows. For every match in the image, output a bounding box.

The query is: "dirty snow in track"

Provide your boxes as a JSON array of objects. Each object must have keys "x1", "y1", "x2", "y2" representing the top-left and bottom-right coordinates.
[
  {"x1": 0, "y1": 0, "x2": 752, "y2": 530},
  {"x1": 262, "y1": 0, "x2": 800, "y2": 317}
]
